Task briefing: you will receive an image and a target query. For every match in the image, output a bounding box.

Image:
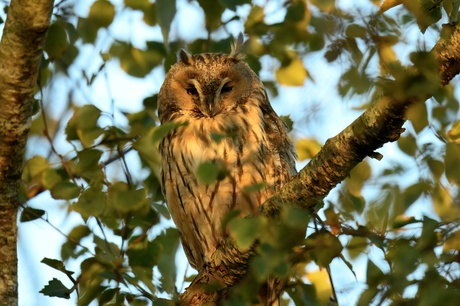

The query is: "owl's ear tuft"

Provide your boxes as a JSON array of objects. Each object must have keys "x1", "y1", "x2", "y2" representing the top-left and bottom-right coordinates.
[
  {"x1": 230, "y1": 32, "x2": 246, "y2": 61},
  {"x1": 178, "y1": 49, "x2": 193, "y2": 65}
]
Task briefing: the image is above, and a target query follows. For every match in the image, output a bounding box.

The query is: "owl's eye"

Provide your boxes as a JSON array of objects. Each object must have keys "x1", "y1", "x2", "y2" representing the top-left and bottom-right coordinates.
[
  {"x1": 186, "y1": 87, "x2": 198, "y2": 96},
  {"x1": 221, "y1": 85, "x2": 233, "y2": 94}
]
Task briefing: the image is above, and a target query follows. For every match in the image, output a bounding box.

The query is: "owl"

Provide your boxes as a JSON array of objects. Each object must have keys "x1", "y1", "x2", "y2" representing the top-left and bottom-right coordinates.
[{"x1": 158, "y1": 34, "x2": 296, "y2": 304}]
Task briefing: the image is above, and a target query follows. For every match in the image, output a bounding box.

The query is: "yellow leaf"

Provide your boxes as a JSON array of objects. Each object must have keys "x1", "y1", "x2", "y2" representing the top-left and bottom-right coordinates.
[
  {"x1": 375, "y1": 37, "x2": 398, "y2": 75},
  {"x1": 432, "y1": 185, "x2": 458, "y2": 221},
  {"x1": 89, "y1": 0, "x2": 115, "y2": 28},
  {"x1": 406, "y1": 100, "x2": 429, "y2": 133},
  {"x1": 276, "y1": 58, "x2": 307, "y2": 86},
  {"x1": 447, "y1": 120, "x2": 460, "y2": 143},
  {"x1": 443, "y1": 230, "x2": 460, "y2": 252},
  {"x1": 378, "y1": 0, "x2": 403, "y2": 14},
  {"x1": 307, "y1": 269, "x2": 332, "y2": 305},
  {"x1": 296, "y1": 138, "x2": 321, "y2": 161}
]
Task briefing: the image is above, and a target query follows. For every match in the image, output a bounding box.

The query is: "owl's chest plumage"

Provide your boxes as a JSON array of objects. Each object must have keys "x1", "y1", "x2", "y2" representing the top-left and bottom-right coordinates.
[{"x1": 160, "y1": 105, "x2": 285, "y2": 269}]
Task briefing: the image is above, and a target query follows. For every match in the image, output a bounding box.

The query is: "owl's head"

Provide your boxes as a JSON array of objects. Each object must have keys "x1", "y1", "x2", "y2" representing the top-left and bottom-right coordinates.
[{"x1": 158, "y1": 34, "x2": 265, "y2": 123}]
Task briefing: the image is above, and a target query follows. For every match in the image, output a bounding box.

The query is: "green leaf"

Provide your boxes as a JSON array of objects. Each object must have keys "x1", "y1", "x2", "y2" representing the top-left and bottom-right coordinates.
[
  {"x1": 98, "y1": 288, "x2": 117, "y2": 305},
  {"x1": 45, "y1": 22, "x2": 69, "y2": 60},
  {"x1": 402, "y1": 182, "x2": 424, "y2": 209},
  {"x1": 77, "y1": 17, "x2": 99, "y2": 43},
  {"x1": 366, "y1": 259, "x2": 385, "y2": 287},
  {"x1": 427, "y1": 158, "x2": 444, "y2": 180},
  {"x1": 89, "y1": 0, "x2": 115, "y2": 28},
  {"x1": 279, "y1": 115, "x2": 294, "y2": 132},
  {"x1": 286, "y1": 283, "x2": 319, "y2": 306},
  {"x1": 130, "y1": 266, "x2": 156, "y2": 295},
  {"x1": 402, "y1": 0, "x2": 442, "y2": 33},
  {"x1": 42, "y1": 169, "x2": 63, "y2": 189},
  {"x1": 77, "y1": 284, "x2": 105, "y2": 306},
  {"x1": 20, "y1": 207, "x2": 45, "y2": 222},
  {"x1": 392, "y1": 215, "x2": 420, "y2": 229},
  {"x1": 41, "y1": 258, "x2": 74, "y2": 277},
  {"x1": 397, "y1": 134, "x2": 417, "y2": 156},
  {"x1": 275, "y1": 58, "x2": 307, "y2": 86},
  {"x1": 133, "y1": 126, "x2": 162, "y2": 170},
  {"x1": 228, "y1": 217, "x2": 263, "y2": 250},
  {"x1": 65, "y1": 105, "x2": 103, "y2": 147},
  {"x1": 305, "y1": 231, "x2": 343, "y2": 267},
  {"x1": 129, "y1": 204, "x2": 160, "y2": 229},
  {"x1": 70, "y1": 149, "x2": 103, "y2": 182},
  {"x1": 324, "y1": 45, "x2": 341, "y2": 62},
  {"x1": 346, "y1": 24, "x2": 367, "y2": 39},
  {"x1": 196, "y1": 161, "x2": 228, "y2": 184},
  {"x1": 124, "y1": 0, "x2": 150, "y2": 10},
  {"x1": 68, "y1": 225, "x2": 92, "y2": 242},
  {"x1": 127, "y1": 236, "x2": 161, "y2": 268},
  {"x1": 443, "y1": 0, "x2": 460, "y2": 22},
  {"x1": 51, "y1": 181, "x2": 81, "y2": 200},
  {"x1": 94, "y1": 235, "x2": 120, "y2": 263},
  {"x1": 416, "y1": 217, "x2": 439, "y2": 251},
  {"x1": 39, "y1": 278, "x2": 71, "y2": 299},
  {"x1": 155, "y1": 228, "x2": 180, "y2": 294},
  {"x1": 71, "y1": 187, "x2": 106, "y2": 219},
  {"x1": 198, "y1": 0, "x2": 225, "y2": 31},
  {"x1": 142, "y1": 3, "x2": 157, "y2": 26},
  {"x1": 108, "y1": 182, "x2": 149, "y2": 214},
  {"x1": 346, "y1": 236, "x2": 368, "y2": 259},
  {"x1": 152, "y1": 121, "x2": 184, "y2": 143},
  {"x1": 388, "y1": 239, "x2": 419, "y2": 277},
  {"x1": 445, "y1": 143, "x2": 460, "y2": 184},
  {"x1": 245, "y1": 5, "x2": 265, "y2": 32},
  {"x1": 61, "y1": 225, "x2": 92, "y2": 261},
  {"x1": 280, "y1": 206, "x2": 310, "y2": 231},
  {"x1": 156, "y1": 0, "x2": 176, "y2": 44},
  {"x1": 23, "y1": 155, "x2": 49, "y2": 184},
  {"x1": 109, "y1": 42, "x2": 164, "y2": 77}
]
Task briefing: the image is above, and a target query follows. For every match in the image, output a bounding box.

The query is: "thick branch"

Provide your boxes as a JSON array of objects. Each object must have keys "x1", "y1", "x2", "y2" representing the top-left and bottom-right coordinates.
[
  {"x1": 180, "y1": 22, "x2": 460, "y2": 305},
  {"x1": 262, "y1": 23, "x2": 460, "y2": 216},
  {"x1": 0, "y1": 1, "x2": 53, "y2": 305}
]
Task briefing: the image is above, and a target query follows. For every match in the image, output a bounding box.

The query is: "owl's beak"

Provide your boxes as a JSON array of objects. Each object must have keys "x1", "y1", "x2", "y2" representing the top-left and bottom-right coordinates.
[{"x1": 203, "y1": 94, "x2": 220, "y2": 117}]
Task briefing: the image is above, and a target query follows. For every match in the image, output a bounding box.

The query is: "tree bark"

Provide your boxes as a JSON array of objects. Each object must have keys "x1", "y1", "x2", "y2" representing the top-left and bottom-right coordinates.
[
  {"x1": 180, "y1": 22, "x2": 460, "y2": 305},
  {"x1": 0, "y1": 1, "x2": 53, "y2": 305}
]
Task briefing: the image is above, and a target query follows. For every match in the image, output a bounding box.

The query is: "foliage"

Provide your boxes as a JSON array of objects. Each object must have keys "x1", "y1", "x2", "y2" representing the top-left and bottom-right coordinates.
[{"x1": 3, "y1": 0, "x2": 460, "y2": 304}]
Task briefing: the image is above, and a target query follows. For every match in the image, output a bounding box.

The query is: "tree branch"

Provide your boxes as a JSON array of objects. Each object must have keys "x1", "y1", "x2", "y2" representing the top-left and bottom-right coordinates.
[
  {"x1": 180, "y1": 22, "x2": 460, "y2": 305},
  {"x1": 0, "y1": 1, "x2": 53, "y2": 305}
]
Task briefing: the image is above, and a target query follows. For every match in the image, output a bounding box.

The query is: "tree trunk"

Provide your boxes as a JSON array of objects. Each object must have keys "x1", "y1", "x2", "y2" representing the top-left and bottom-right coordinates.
[{"x1": 0, "y1": 0, "x2": 53, "y2": 305}]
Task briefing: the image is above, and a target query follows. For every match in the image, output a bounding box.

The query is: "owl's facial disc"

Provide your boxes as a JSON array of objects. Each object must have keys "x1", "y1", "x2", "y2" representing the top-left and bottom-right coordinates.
[{"x1": 187, "y1": 77, "x2": 233, "y2": 118}]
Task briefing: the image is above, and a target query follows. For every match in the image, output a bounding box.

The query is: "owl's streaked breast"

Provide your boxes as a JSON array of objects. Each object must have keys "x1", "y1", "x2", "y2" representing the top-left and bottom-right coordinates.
[{"x1": 160, "y1": 97, "x2": 284, "y2": 269}]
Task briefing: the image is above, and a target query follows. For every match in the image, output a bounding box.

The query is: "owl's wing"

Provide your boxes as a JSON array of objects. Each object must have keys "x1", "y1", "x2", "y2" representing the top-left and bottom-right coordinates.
[{"x1": 260, "y1": 92, "x2": 297, "y2": 179}]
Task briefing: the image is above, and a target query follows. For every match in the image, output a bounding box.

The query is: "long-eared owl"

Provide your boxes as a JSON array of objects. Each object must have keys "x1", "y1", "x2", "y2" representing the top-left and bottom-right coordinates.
[{"x1": 158, "y1": 34, "x2": 296, "y2": 304}]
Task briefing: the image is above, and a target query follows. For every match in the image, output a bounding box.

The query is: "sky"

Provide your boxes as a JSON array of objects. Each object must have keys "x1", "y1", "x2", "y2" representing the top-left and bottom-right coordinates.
[{"x1": 8, "y1": 0, "x2": 457, "y2": 305}]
